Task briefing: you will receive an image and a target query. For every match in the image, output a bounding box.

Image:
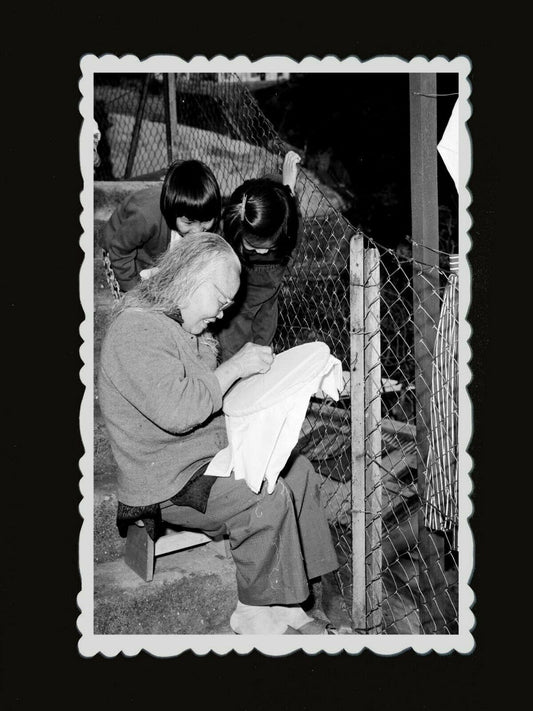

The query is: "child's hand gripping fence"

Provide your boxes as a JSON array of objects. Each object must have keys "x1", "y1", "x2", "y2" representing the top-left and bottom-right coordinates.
[{"x1": 94, "y1": 73, "x2": 459, "y2": 634}]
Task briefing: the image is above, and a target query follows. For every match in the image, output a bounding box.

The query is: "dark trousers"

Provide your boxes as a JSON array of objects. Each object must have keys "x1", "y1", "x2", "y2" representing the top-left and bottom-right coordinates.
[{"x1": 160, "y1": 454, "x2": 338, "y2": 605}]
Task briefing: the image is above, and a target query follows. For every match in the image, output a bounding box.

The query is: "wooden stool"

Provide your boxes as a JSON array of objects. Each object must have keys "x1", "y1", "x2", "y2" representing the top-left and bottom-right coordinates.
[{"x1": 124, "y1": 523, "x2": 230, "y2": 582}]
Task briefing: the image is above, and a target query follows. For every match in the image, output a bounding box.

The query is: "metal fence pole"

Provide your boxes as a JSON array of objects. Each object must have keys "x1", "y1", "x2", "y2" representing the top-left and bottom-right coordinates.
[
  {"x1": 409, "y1": 73, "x2": 445, "y2": 633},
  {"x1": 350, "y1": 232, "x2": 366, "y2": 631},
  {"x1": 364, "y1": 247, "x2": 383, "y2": 633},
  {"x1": 124, "y1": 74, "x2": 150, "y2": 179},
  {"x1": 163, "y1": 73, "x2": 179, "y2": 164}
]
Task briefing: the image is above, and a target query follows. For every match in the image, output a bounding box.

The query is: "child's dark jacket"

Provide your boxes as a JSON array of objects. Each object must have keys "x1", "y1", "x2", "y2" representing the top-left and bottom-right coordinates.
[{"x1": 98, "y1": 186, "x2": 170, "y2": 292}]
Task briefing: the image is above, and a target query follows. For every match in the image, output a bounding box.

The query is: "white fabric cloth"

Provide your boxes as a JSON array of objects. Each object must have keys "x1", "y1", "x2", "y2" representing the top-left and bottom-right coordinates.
[
  {"x1": 206, "y1": 343, "x2": 343, "y2": 493},
  {"x1": 437, "y1": 99, "x2": 459, "y2": 191}
]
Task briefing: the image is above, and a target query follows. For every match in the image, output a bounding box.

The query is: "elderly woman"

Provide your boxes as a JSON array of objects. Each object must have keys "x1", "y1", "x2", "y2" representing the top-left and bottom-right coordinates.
[{"x1": 98, "y1": 233, "x2": 339, "y2": 634}]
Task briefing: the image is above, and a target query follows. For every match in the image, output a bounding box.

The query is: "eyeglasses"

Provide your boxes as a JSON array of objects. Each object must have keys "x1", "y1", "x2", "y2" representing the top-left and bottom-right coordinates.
[{"x1": 213, "y1": 284, "x2": 234, "y2": 311}]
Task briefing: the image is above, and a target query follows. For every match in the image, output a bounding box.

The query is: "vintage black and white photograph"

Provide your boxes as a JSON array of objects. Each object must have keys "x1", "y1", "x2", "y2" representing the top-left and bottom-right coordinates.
[{"x1": 78, "y1": 55, "x2": 473, "y2": 656}]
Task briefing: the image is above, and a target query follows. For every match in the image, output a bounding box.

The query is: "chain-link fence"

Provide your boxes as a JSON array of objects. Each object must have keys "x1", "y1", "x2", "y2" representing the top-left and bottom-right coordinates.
[
  {"x1": 94, "y1": 72, "x2": 459, "y2": 634},
  {"x1": 351, "y1": 242, "x2": 458, "y2": 634}
]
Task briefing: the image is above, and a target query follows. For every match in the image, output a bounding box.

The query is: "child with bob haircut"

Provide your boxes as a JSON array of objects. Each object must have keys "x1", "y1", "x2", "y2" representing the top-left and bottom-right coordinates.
[
  {"x1": 99, "y1": 159, "x2": 221, "y2": 292},
  {"x1": 215, "y1": 150, "x2": 302, "y2": 361}
]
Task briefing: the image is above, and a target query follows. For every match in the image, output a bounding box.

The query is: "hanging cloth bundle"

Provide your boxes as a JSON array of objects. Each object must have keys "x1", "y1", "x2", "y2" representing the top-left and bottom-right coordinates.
[{"x1": 424, "y1": 255, "x2": 459, "y2": 548}]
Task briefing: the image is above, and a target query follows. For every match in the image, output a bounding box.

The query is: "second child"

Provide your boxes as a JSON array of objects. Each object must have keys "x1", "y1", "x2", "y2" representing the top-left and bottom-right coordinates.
[{"x1": 215, "y1": 150, "x2": 302, "y2": 360}]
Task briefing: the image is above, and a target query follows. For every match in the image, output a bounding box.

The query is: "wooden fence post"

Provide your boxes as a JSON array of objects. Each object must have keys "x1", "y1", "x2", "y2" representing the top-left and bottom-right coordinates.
[
  {"x1": 350, "y1": 232, "x2": 366, "y2": 631},
  {"x1": 409, "y1": 73, "x2": 446, "y2": 633},
  {"x1": 364, "y1": 247, "x2": 383, "y2": 633},
  {"x1": 124, "y1": 73, "x2": 150, "y2": 179},
  {"x1": 163, "y1": 73, "x2": 179, "y2": 165}
]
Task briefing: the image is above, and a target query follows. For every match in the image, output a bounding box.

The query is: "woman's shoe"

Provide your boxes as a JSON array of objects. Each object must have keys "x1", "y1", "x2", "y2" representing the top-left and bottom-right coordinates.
[
  {"x1": 230, "y1": 601, "x2": 338, "y2": 635},
  {"x1": 230, "y1": 601, "x2": 291, "y2": 634}
]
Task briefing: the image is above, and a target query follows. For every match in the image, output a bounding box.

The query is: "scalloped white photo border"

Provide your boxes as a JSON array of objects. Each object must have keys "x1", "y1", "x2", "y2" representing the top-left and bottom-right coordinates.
[{"x1": 78, "y1": 54, "x2": 474, "y2": 657}]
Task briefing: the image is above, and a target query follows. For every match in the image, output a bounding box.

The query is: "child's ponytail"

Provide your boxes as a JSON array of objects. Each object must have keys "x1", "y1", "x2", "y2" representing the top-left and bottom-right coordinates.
[{"x1": 223, "y1": 178, "x2": 299, "y2": 264}]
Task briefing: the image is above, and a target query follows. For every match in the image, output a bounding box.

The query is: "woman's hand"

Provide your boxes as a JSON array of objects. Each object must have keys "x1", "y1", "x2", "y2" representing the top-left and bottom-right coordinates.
[
  {"x1": 231, "y1": 342, "x2": 274, "y2": 378},
  {"x1": 215, "y1": 343, "x2": 274, "y2": 394},
  {"x1": 282, "y1": 150, "x2": 301, "y2": 195}
]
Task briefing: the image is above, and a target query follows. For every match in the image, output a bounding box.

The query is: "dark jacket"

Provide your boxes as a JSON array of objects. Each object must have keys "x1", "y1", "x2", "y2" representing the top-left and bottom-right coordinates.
[
  {"x1": 215, "y1": 255, "x2": 287, "y2": 360},
  {"x1": 98, "y1": 186, "x2": 170, "y2": 292}
]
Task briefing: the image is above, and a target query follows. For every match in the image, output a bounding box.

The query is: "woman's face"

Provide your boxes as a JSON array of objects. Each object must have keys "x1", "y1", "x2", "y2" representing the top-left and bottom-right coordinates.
[{"x1": 180, "y1": 261, "x2": 241, "y2": 335}]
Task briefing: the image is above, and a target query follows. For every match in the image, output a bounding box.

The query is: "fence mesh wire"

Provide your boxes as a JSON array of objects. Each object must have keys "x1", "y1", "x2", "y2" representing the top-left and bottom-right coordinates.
[{"x1": 94, "y1": 72, "x2": 459, "y2": 634}]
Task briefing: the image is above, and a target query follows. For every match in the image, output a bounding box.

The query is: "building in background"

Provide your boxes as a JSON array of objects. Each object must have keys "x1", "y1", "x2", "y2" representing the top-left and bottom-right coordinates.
[{"x1": 153, "y1": 72, "x2": 290, "y2": 85}]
